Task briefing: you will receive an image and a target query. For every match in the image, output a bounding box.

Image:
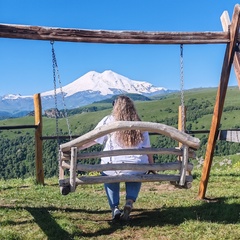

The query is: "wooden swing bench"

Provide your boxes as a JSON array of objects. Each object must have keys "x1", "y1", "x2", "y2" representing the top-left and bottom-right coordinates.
[{"x1": 59, "y1": 121, "x2": 200, "y2": 195}]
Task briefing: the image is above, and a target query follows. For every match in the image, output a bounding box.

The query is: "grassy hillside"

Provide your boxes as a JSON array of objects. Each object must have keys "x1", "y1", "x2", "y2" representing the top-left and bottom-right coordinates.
[{"x1": 1, "y1": 86, "x2": 240, "y2": 138}]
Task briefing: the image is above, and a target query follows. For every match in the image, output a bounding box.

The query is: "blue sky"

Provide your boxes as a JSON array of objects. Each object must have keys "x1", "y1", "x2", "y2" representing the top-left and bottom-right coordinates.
[{"x1": 0, "y1": 1, "x2": 239, "y2": 96}]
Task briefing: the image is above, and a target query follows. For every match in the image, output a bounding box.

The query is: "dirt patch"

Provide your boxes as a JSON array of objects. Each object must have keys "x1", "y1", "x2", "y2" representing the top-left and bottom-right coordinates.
[{"x1": 141, "y1": 182, "x2": 180, "y2": 192}]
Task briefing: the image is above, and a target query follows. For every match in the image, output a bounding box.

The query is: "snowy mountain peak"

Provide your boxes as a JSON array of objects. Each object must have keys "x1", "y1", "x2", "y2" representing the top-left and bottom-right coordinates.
[
  {"x1": 2, "y1": 94, "x2": 21, "y2": 100},
  {"x1": 41, "y1": 70, "x2": 167, "y2": 97},
  {"x1": 2, "y1": 94, "x2": 32, "y2": 100},
  {"x1": 0, "y1": 70, "x2": 173, "y2": 117}
]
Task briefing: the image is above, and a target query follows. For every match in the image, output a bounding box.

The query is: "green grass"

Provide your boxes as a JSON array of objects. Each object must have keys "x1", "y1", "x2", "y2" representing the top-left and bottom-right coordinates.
[{"x1": 1, "y1": 157, "x2": 240, "y2": 240}]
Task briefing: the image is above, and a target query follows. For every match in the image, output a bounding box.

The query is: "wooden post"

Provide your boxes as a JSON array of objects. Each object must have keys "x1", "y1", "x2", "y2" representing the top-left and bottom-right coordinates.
[
  {"x1": 59, "y1": 149, "x2": 64, "y2": 180},
  {"x1": 179, "y1": 145, "x2": 189, "y2": 186},
  {"x1": 178, "y1": 105, "x2": 186, "y2": 147},
  {"x1": 221, "y1": 10, "x2": 240, "y2": 88},
  {"x1": 198, "y1": 5, "x2": 240, "y2": 199},
  {"x1": 70, "y1": 147, "x2": 78, "y2": 192},
  {"x1": 34, "y1": 93, "x2": 44, "y2": 184},
  {"x1": 178, "y1": 105, "x2": 191, "y2": 179},
  {"x1": 178, "y1": 106, "x2": 186, "y2": 160}
]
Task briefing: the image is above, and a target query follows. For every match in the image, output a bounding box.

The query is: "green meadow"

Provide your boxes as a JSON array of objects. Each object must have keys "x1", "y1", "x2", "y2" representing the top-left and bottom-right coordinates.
[{"x1": 0, "y1": 87, "x2": 240, "y2": 239}]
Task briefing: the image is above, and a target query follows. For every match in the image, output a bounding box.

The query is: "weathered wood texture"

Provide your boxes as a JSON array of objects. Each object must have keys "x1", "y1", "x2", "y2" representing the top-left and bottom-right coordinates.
[
  {"x1": 69, "y1": 147, "x2": 77, "y2": 192},
  {"x1": 59, "y1": 174, "x2": 193, "y2": 185},
  {"x1": 198, "y1": 4, "x2": 240, "y2": 199},
  {"x1": 221, "y1": 10, "x2": 240, "y2": 88},
  {"x1": 60, "y1": 121, "x2": 200, "y2": 152},
  {"x1": 234, "y1": 51, "x2": 240, "y2": 88},
  {"x1": 0, "y1": 23, "x2": 233, "y2": 44},
  {"x1": 34, "y1": 94, "x2": 44, "y2": 185},
  {"x1": 179, "y1": 146, "x2": 189, "y2": 186},
  {"x1": 178, "y1": 106, "x2": 186, "y2": 148},
  {"x1": 59, "y1": 149, "x2": 64, "y2": 180},
  {"x1": 218, "y1": 130, "x2": 240, "y2": 142},
  {"x1": 61, "y1": 147, "x2": 196, "y2": 161},
  {"x1": 61, "y1": 161, "x2": 193, "y2": 172}
]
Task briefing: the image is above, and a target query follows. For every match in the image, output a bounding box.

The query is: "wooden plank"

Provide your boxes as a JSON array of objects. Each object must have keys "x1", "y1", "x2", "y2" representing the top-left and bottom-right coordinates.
[
  {"x1": 34, "y1": 94, "x2": 44, "y2": 185},
  {"x1": 61, "y1": 147, "x2": 196, "y2": 160},
  {"x1": 233, "y1": 51, "x2": 240, "y2": 87},
  {"x1": 57, "y1": 161, "x2": 194, "y2": 172},
  {"x1": 221, "y1": 10, "x2": 240, "y2": 87},
  {"x1": 59, "y1": 174, "x2": 193, "y2": 185},
  {"x1": 221, "y1": 11, "x2": 231, "y2": 32},
  {"x1": 69, "y1": 147, "x2": 78, "y2": 192},
  {"x1": 178, "y1": 105, "x2": 186, "y2": 148},
  {"x1": 59, "y1": 149, "x2": 64, "y2": 180},
  {"x1": 179, "y1": 146, "x2": 189, "y2": 186},
  {"x1": 74, "y1": 162, "x2": 194, "y2": 172},
  {"x1": 198, "y1": 5, "x2": 240, "y2": 199},
  {"x1": 0, "y1": 23, "x2": 232, "y2": 44},
  {"x1": 60, "y1": 121, "x2": 200, "y2": 152},
  {"x1": 218, "y1": 130, "x2": 240, "y2": 142}
]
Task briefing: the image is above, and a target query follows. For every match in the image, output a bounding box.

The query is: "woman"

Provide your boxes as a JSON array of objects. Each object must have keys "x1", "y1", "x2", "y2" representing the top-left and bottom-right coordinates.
[{"x1": 94, "y1": 95, "x2": 154, "y2": 221}]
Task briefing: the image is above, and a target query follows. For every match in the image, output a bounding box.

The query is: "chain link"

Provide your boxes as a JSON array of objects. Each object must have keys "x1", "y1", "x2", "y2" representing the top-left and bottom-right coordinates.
[
  {"x1": 180, "y1": 44, "x2": 185, "y2": 132},
  {"x1": 51, "y1": 41, "x2": 60, "y2": 146},
  {"x1": 51, "y1": 41, "x2": 72, "y2": 143}
]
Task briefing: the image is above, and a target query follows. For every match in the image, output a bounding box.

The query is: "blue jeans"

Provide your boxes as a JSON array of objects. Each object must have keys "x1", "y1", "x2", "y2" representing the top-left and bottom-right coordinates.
[{"x1": 104, "y1": 181, "x2": 142, "y2": 209}]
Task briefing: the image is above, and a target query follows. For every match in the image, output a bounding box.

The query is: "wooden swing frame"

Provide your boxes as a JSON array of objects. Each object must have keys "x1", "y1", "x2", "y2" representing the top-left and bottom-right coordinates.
[{"x1": 0, "y1": 4, "x2": 239, "y2": 199}]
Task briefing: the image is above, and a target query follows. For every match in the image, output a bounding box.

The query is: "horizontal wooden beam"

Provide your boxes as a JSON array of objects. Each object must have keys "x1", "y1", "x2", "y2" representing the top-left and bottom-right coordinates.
[
  {"x1": 60, "y1": 121, "x2": 201, "y2": 152},
  {"x1": 59, "y1": 174, "x2": 193, "y2": 185},
  {"x1": 61, "y1": 147, "x2": 196, "y2": 160},
  {"x1": 41, "y1": 135, "x2": 80, "y2": 140},
  {"x1": 41, "y1": 132, "x2": 182, "y2": 140},
  {"x1": 218, "y1": 130, "x2": 240, "y2": 142},
  {"x1": 0, "y1": 125, "x2": 38, "y2": 130},
  {"x1": 0, "y1": 23, "x2": 233, "y2": 44},
  {"x1": 61, "y1": 161, "x2": 194, "y2": 172}
]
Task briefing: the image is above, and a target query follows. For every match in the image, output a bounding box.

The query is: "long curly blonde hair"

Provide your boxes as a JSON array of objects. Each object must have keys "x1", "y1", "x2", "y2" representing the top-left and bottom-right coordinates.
[{"x1": 112, "y1": 95, "x2": 143, "y2": 147}]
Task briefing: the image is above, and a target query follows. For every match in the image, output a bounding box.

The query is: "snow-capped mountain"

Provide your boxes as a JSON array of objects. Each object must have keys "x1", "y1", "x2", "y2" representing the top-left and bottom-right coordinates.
[
  {"x1": 41, "y1": 70, "x2": 167, "y2": 97},
  {"x1": 0, "y1": 70, "x2": 174, "y2": 117}
]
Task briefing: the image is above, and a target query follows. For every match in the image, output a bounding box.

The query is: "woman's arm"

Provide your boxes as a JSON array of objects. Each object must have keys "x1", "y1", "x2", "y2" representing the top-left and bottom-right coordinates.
[
  {"x1": 147, "y1": 154, "x2": 154, "y2": 164},
  {"x1": 147, "y1": 154, "x2": 156, "y2": 174}
]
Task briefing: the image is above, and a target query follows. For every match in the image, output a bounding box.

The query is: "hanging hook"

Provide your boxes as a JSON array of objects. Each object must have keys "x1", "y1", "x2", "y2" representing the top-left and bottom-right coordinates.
[{"x1": 180, "y1": 44, "x2": 183, "y2": 58}]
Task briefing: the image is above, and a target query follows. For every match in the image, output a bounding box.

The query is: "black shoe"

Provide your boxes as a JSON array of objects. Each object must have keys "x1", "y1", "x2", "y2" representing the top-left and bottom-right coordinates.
[
  {"x1": 121, "y1": 201, "x2": 132, "y2": 221},
  {"x1": 112, "y1": 207, "x2": 121, "y2": 220}
]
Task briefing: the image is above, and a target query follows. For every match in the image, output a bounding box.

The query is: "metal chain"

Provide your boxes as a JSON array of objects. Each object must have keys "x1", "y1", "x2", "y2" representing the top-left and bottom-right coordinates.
[
  {"x1": 180, "y1": 44, "x2": 185, "y2": 132},
  {"x1": 51, "y1": 41, "x2": 60, "y2": 146},
  {"x1": 50, "y1": 41, "x2": 72, "y2": 142}
]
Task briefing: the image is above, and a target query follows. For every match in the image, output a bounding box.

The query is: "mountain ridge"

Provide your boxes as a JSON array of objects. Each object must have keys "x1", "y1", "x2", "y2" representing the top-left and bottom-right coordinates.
[
  {"x1": 0, "y1": 70, "x2": 175, "y2": 118},
  {"x1": 41, "y1": 70, "x2": 167, "y2": 97}
]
